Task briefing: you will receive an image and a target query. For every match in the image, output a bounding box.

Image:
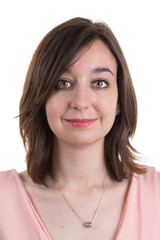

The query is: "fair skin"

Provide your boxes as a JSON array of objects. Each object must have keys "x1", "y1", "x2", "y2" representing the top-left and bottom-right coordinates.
[{"x1": 19, "y1": 40, "x2": 160, "y2": 240}]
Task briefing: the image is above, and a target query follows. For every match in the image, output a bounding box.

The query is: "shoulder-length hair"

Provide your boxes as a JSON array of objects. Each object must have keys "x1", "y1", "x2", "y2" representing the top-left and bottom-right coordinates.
[{"x1": 19, "y1": 17, "x2": 146, "y2": 185}]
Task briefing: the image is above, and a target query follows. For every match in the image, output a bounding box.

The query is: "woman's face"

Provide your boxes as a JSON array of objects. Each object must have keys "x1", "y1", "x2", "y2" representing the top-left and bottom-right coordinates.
[{"x1": 45, "y1": 40, "x2": 119, "y2": 146}]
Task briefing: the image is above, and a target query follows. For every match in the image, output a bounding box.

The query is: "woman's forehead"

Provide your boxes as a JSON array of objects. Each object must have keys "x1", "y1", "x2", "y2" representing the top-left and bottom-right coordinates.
[{"x1": 63, "y1": 40, "x2": 117, "y2": 77}]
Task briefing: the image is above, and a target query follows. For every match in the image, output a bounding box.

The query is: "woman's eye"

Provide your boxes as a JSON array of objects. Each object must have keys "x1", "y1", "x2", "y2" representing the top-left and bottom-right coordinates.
[
  {"x1": 56, "y1": 80, "x2": 72, "y2": 89},
  {"x1": 92, "y1": 80, "x2": 109, "y2": 88}
]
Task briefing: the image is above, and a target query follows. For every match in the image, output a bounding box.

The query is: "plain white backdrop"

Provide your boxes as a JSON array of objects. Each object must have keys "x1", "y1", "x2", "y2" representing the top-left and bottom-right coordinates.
[{"x1": 0, "y1": 0, "x2": 159, "y2": 172}]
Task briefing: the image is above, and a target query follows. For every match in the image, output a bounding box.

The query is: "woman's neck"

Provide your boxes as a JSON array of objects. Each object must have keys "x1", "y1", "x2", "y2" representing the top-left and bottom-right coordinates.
[{"x1": 52, "y1": 138, "x2": 109, "y2": 189}]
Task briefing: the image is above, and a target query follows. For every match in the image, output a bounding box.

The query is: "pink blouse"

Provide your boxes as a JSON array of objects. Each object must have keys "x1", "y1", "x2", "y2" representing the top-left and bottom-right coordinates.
[{"x1": 0, "y1": 166, "x2": 160, "y2": 239}]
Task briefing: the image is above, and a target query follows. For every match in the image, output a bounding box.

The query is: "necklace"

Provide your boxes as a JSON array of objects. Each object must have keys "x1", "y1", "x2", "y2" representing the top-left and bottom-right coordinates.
[{"x1": 55, "y1": 175, "x2": 106, "y2": 228}]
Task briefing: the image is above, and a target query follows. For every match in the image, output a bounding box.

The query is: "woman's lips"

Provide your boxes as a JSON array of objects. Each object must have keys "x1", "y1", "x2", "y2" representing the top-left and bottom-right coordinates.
[{"x1": 65, "y1": 119, "x2": 97, "y2": 128}]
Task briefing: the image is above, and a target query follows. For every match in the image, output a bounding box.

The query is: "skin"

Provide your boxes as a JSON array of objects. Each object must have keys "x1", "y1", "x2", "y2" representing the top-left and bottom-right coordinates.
[{"x1": 19, "y1": 40, "x2": 160, "y2": 239}]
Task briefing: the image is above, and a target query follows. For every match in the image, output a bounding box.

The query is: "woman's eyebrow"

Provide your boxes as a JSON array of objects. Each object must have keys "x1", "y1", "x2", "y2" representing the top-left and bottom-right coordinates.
[
  {"x1": 63, "y1": 68, "x2": 72, "y2": 74},
  {"x1": 62, "y1": 67, "x2": 114, "y2": 76},
  {"x1": 92, "y1": 67, "x2": 114, "y2": 76}
]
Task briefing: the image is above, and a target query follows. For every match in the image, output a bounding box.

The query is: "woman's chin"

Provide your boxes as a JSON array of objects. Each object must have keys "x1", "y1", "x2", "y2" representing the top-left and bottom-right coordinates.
[{"x1": 58, "y1": 135, "x2": 105, "y2": 147}]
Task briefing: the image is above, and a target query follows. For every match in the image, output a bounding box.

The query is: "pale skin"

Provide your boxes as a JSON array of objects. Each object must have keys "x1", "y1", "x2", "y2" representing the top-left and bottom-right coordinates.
[{"x1": 19, "y1": 40, "x2": 160, "y2": 240}]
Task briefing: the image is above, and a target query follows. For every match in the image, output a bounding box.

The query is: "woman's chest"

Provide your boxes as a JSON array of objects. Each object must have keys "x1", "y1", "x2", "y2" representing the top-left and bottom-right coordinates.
[
  {"x1": 38, "y1": 204, "x2": 122, "y2": 240},
  {"x1": 27, "y1": 181, "x2": 129, "y2": 240}
]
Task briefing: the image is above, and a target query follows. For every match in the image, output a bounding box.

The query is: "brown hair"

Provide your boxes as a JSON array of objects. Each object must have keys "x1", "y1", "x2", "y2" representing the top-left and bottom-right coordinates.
[{"x1": 19, "y1": 17, "x2": 146, "y2": 185}]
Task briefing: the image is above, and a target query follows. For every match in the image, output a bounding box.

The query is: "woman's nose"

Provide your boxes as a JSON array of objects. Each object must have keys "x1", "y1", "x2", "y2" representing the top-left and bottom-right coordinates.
[{"x1": 70, "y1": 85, "x2": 92, "y2": 110}]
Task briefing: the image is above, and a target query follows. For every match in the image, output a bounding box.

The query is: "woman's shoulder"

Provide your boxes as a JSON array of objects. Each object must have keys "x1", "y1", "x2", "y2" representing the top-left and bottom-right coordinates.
[
  {"x1": 0, "y1": 169, "x2": 35, "y2": 194},
  {"x1": 131, "y1": 165, "x2": 160, "y2": 202},
  {"x1": 0, "y1": 169, "x2": 21, "y2": 210},
  {"x1": 0, "y1": 169, "x2": 28, "y2": 198},
  {"x1": 146, "y1": 166, "x2": 160, "y2": 203},
  {"x1": 0, "y1": 169, "x2": 16, "y2": 185}
]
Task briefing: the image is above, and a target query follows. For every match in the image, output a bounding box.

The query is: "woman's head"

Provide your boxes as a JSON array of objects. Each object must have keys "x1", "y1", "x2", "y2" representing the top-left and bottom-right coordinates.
[
  {"x1": 19, "y1": 17, "x2": 145, "y2": 185},
  {"x1": 45, "y1": 39, "x2": 118, "y2": 148}
]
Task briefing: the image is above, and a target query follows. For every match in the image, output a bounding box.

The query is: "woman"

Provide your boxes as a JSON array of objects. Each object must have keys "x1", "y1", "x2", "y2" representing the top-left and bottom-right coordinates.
[{"x1": 0, "y1": 17, "x2": 160, "y2": 239}]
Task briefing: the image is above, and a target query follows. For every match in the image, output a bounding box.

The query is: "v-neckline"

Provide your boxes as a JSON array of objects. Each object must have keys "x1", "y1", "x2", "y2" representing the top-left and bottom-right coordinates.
[
  {"x1": 114, "y1": 175, "x2": 134, "y2": 239},
  {"x1": 13, "y1": 169, "x2": 53, "y2": 240},
  {"x1": 13, "y1": 169, "x2": 133, "y2": 240}
]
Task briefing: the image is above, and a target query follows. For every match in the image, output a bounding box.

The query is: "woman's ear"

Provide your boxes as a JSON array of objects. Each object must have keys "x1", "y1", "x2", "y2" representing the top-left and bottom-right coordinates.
[{"x1": 116, "y1": 104, "x2": 120, "y2": 115}]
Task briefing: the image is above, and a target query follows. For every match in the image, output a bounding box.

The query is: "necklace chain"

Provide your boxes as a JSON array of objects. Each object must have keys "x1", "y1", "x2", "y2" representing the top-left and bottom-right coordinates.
[{"x1": 55, "y1": 175, "x2": 106, "y2": 228}]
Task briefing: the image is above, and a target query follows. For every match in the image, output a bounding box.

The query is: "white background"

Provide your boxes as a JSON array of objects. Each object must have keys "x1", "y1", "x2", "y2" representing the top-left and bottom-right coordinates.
[{"x1": 0, "y1": 0, "x2": 159, "y2": 172}]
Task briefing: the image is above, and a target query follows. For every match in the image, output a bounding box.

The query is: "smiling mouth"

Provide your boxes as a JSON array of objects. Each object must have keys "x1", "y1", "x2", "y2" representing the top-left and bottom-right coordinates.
[{"x1": 65, "y1": 119, "x2": 97, "y2": 128}]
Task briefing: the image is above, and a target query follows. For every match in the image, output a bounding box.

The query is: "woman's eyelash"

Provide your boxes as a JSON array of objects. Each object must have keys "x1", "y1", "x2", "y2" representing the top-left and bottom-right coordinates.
[
  {"x1": 55, "y1": 79, "x2": 109, "y2": 89},
  {"x1": 55, "y1": 80, "x2": 72, "y2": 89},
  {"x1": 92, "y1": 80, "x2": 109, "y2": 88}
]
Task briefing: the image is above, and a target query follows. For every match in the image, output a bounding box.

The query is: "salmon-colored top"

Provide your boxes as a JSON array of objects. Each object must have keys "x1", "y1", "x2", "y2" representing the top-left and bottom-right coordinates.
[{"x1": 0, "y1": 166, "x2": 160, "y2": 239}]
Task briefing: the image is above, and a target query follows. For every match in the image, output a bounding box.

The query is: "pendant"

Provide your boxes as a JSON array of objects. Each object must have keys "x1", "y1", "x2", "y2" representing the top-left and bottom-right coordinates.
[{"x1": 85, "y1": 222, "x2": 92, "y2": 228}]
